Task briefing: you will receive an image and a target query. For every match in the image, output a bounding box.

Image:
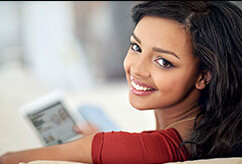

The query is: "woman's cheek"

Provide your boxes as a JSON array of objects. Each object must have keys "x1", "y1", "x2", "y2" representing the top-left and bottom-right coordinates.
[{"x1": 123, "y1": 53, "x2": 131, "y2": 72}]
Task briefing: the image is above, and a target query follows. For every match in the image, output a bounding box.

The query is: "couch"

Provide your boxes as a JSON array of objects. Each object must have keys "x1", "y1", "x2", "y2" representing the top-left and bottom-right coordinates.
[{"x1": 21, "y1": 157, "x2": 242, "y2": 164}]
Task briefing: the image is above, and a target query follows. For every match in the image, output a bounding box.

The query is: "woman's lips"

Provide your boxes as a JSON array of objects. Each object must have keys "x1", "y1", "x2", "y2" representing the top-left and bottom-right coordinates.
[
  {"x1": 130, "y1": 76, "x2": 156, "y2": 96},
  {"x1": 130, "y1": 86, "x2": 156, "y2": 96},
  {"x1": 131, "y1": 77, "x2": 155, "y2": 89}
]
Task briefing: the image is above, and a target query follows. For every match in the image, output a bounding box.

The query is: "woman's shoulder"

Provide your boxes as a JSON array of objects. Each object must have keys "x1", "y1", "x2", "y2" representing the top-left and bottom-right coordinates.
[
  {"x1": 92, "y1": 128, "x2": 189, "y2": 163},
  {"x1": 97, "y1": 128, "x2": 182, "y2": 141},
  {"x1": 142, "y1": 128, "x2": 183, "y2": 141},
  {"x1": 96, "y1": 128, "x2": 183, "y2": 143},
  {"x1": 94, "y1": 128, "x2": 185, "y2": 151}
]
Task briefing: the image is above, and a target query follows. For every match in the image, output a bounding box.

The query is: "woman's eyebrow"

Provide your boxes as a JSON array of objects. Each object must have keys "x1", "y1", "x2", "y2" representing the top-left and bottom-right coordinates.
[
  {"x1": 152, "y1": 47, "x2": 180, "y2": 60},
  {"x1": 131, "y1": 33, "x2": 141, "y2": 44},
  {"x1": 131, "y1": 32, "x2": 180, "y2": 60}
]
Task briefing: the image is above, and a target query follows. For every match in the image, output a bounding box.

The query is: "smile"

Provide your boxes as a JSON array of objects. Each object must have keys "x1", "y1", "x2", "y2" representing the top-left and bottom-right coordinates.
[
  {"x1": 131, "y1": 81, "x2": 155, "y2": 91},
  {"x1": 130, "y1": 76, "x2": 156, "y2": 96}
]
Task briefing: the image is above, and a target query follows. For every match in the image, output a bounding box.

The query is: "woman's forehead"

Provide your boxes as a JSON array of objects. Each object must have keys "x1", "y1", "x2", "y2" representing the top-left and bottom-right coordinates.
[{"x1": 133, "y1": 16, "x2": 194, "y2": 60}]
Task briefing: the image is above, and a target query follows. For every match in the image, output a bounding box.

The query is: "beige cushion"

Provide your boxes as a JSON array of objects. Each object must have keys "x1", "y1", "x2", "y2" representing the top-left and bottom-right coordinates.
[
  {"x1": 19, "y1": 158, "x2": 242, "y2": 164},
  {"x1": 166, "y1": 157, "x2": 242, "y2": 164}
]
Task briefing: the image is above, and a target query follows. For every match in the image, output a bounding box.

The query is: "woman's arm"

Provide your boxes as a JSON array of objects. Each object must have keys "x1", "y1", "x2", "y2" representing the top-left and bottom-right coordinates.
[{"x1": 0, "y1": 134, "x2": 95, "y2": 164}]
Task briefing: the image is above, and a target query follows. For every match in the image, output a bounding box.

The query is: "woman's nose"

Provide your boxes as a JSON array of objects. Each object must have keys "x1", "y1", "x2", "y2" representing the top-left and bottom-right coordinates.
[{"x1": 130, "y1": 56, "x2": 150, "y2": 78}]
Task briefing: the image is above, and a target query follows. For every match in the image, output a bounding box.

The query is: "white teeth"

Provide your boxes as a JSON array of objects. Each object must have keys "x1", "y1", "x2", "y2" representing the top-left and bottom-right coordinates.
[
  {"x1": 131, "y1": 81, "x2": 136, "y2": 87},
  {"x1": 131, "y1": 81, "x2": 154, "y2": 91}
]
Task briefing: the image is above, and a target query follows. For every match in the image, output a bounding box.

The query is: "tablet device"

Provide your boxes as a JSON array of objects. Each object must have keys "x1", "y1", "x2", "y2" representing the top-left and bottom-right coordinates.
[
  {"x1": 78, "y1": 104, "x2": 120, "y2": 132},
  {"x1": 19, "y1": 91, "x2": 87, "y2": 146}
]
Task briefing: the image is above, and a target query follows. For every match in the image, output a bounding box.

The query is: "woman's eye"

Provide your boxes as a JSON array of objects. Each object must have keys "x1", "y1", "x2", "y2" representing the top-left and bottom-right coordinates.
[
  {"x1": 154, "y1": 58, "x2": 173, "y2": 68},
  {"x1": 130, "y1": 43, "x2": 141, "y2": 53}
]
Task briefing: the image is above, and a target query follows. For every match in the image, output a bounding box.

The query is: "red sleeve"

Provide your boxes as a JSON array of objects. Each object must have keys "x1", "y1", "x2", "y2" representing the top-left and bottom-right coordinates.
[{"x1": 91, "y1": 128, "x2": 189, "y2": 164}]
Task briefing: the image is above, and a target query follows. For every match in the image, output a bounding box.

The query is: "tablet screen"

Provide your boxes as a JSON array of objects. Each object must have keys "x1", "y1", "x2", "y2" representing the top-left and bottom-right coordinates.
[{"x1": 26, "y1": 101, "x2": 79, "y2": 146}]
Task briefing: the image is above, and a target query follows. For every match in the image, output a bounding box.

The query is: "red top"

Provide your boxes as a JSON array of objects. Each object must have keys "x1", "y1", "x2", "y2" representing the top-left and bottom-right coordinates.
[{"x1": 91, "y1": 128, "x2": 189, "y2": 164}]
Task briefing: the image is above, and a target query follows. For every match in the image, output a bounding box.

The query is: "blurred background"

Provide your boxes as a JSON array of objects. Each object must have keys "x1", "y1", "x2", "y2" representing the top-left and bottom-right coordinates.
[
  {"x1": 0, "y1": 1, "x2": 157, "y2": 154},
  {"x1": 0, "y1": 1, "x2": 241, "y2": 154},
  {"x1": 0, "y1": 1, "x2": 136, "y2": 90}
]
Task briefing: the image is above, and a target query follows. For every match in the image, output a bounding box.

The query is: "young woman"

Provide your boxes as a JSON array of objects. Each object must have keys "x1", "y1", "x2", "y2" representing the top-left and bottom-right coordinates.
[{"x1": 1, "y1": 1, "x2": 241, "y2": 164}]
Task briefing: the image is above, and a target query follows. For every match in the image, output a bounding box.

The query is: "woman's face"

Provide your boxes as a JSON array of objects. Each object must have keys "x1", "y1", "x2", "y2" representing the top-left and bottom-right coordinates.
[{"x1": 123, "y1": 16, "x2": 201, "y2": 110}]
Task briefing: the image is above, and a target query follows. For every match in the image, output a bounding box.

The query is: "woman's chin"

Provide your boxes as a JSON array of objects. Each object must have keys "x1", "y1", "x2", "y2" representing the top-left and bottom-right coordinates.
[{"x1": 129, "y1": 100, "x2": 153, "y2": 111}]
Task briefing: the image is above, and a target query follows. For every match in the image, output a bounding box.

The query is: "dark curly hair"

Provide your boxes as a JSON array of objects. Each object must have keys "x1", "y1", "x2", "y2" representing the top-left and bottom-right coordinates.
[{"x1": 131, "y1": 1, "x2": 242, "y2": 159}]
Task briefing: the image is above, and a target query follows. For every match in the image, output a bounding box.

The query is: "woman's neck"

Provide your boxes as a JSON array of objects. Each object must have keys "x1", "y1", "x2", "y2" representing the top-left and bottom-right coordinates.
[{"x1": 155, "y1": 104, "x2": 200, "y2": 130}]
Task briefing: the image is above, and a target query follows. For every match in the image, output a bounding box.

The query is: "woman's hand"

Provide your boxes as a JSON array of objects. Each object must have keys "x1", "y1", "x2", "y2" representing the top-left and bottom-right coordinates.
[{"x1": 74, "y1": 123, "x2": 99, "y2": 137}]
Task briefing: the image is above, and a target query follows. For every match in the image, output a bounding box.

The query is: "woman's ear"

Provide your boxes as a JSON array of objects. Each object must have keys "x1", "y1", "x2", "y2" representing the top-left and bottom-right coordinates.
[{"x1": 195, "y1": 71, "x2": 211, "y2": 90}]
